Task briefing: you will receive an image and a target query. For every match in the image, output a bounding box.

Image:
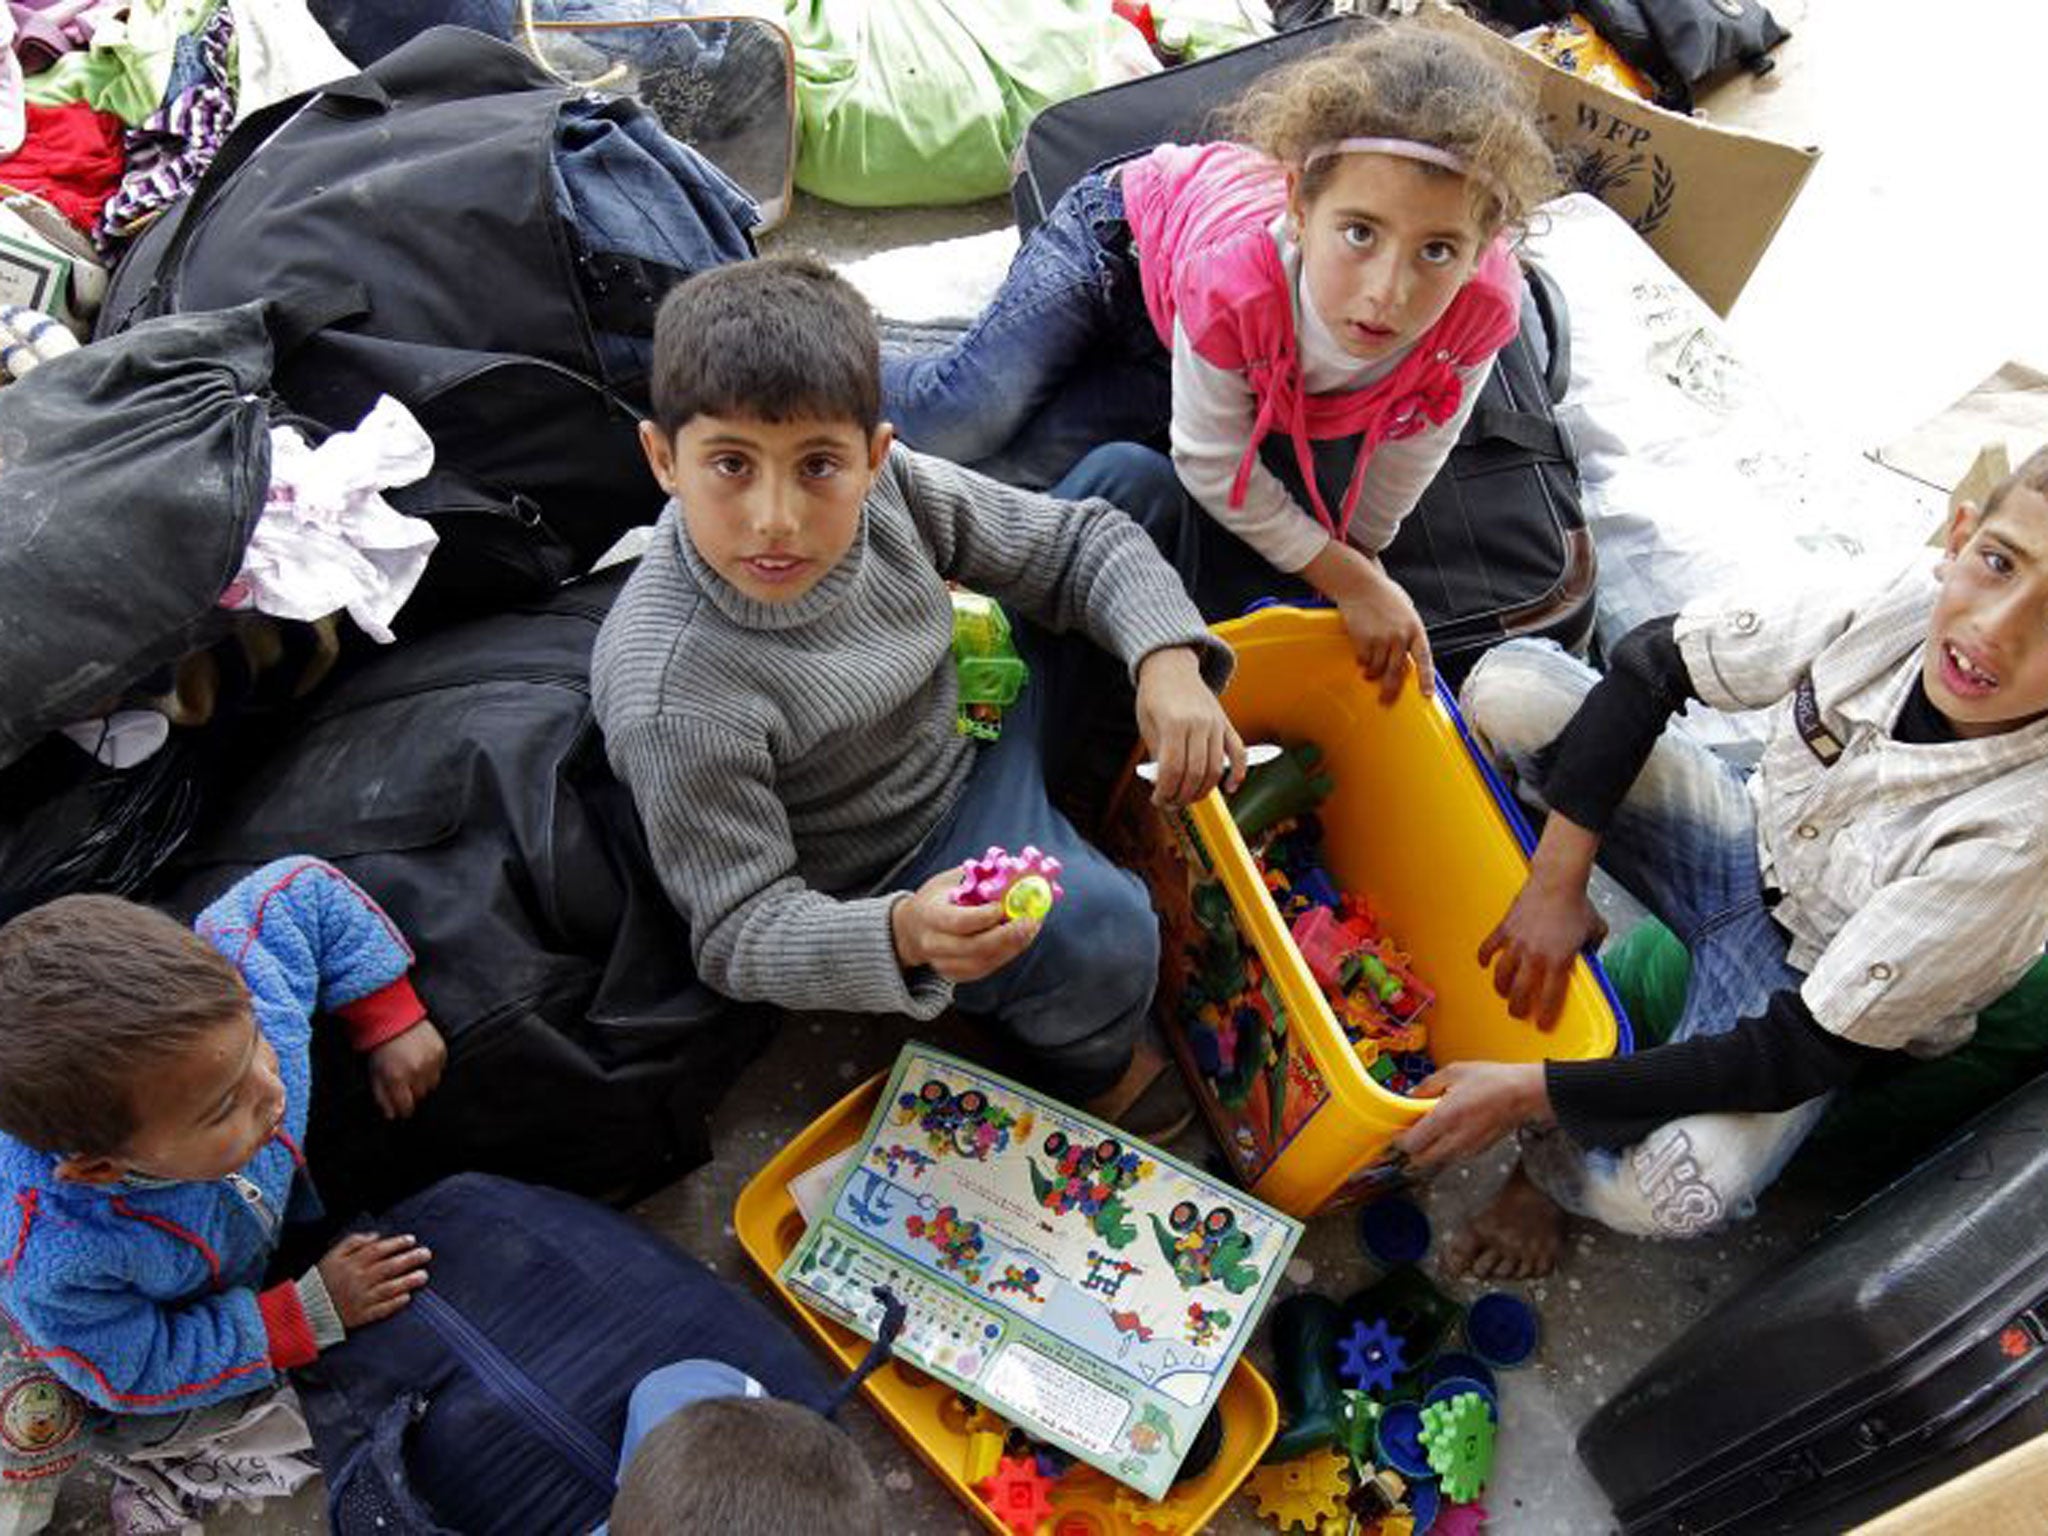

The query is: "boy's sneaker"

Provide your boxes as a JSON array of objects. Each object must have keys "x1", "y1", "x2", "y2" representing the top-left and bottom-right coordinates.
[{"x1": 1084, "y1": 1034, "x2": 1196, "y2": 1145}]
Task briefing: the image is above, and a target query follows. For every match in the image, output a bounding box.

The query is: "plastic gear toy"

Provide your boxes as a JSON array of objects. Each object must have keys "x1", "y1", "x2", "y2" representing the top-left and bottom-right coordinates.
[
  {"x1": 1244, "y1": 1448, "x2": 1350, "y2": 1532},
  {"x1": 1431, "y1": 1499, "x2": 1488, "y2": 1536},
  {"x1": 950, "y1": 844, "x2": 1067, "y2": 919},
  {"x1": 1417, "y1": 1392, "x2": 1496, "y2": 1504},
  {"x1": 975, "y1": 1453, "x2": 1057, "y2": 1536},
  {"x1": 1112, "y1": 1481, "x2": 1205, "y2": 1532},
  {"x1": 1336, "y1": 1317, "x2": 1408, "y2": 1396}
]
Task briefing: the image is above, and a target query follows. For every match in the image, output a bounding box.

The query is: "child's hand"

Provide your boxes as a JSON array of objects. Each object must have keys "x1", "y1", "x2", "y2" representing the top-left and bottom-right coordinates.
[
  {"x1": 891, "y1": 870, "x2": 1040, "y2": 982},
  {"x1": 1477, "y1": 875, "x2": 1608, "y2": 1028},
  {"x1": 368, "y1": 1019, "x2": 447, "y2": 1120},
  {"x1": 1392, "y1": 1061, "x2": 1549, "y2": 1171},
  {"x1": 1334, "y1": 565, "x2": 1433, "y2": 705},
  {"x1": 318, "y1": 1232, "x2": 432, "y2": 1327},
  {"x1": 1134, "y1": 646, "x2": 1246, "y2": 807}
]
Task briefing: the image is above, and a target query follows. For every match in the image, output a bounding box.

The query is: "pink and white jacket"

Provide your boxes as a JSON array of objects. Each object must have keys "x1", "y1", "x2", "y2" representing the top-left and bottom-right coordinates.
[{"x1": 1122, "y1": 141, "x2": 1523, "y2": 546}]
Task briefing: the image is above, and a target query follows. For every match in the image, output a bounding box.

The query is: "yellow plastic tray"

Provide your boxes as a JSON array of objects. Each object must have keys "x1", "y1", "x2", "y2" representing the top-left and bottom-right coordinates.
[
  {"x1": 734, "y1": 1076, "x2": 1279, "y2": 1535},
  {"x1": 1108, "y1": 607, "x2": 1627, "y2": 1217}
]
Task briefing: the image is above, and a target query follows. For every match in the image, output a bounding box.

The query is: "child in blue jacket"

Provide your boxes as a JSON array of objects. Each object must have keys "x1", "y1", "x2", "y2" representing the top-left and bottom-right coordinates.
[{"x1": 0, "y1": 858, "x2": 447, "y2": 1532}]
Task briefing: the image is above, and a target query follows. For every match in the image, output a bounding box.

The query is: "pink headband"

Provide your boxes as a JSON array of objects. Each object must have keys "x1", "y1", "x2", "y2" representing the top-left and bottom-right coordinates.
[{"x1": 1301, "y1": 136, "x2": 1497, "y2": 201}]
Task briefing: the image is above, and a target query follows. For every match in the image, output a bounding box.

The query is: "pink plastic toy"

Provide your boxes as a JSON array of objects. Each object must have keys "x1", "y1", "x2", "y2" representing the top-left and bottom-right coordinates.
[{"x1": 949, "y1": 845, "x2": 1066, "y2": 922}]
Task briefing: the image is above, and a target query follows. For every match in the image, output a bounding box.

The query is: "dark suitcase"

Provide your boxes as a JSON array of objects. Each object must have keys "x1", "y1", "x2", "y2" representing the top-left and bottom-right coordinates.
[
  {"x1": 1579, "y1": 1071, "x2": 2048, "y2": 1532},
  {"x1": 1010, "y1": 14, "x2": 1374, "y2": 234}
]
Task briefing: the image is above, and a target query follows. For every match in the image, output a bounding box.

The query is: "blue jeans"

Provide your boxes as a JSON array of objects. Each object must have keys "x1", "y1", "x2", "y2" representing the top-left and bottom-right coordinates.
[
  {"x1": 880, "y1": 171, "x2": 1171, "y2": 490},
  {"x1": 882, "y1": 447, "x2": 1187, "y2": 1101},
  {"x1": 1459, "y1": 640, "x2": 1831, "y2": 1238},
  {"x1": 1107, "y1": 442, "x2": 1323, "y2": 625}
]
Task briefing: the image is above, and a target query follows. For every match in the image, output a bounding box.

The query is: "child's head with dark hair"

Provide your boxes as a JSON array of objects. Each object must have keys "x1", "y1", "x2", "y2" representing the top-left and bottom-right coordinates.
[
  {"x1": 638, "y1": 256, "x2": 895, "y2": 610},
  {"x1": 1217, "y1": 16, "x2": 1557, "y2": 370},
  {"x1": 648, "y1": 254, "x2": 881, "y2": 440},
  {"x1": 1926, "y1": 442, "x2": 2048, "y2": 738},
  {"x1": 0, "y1": 896, "x2": 284, "y2": 1185},
  {"x1": 609, "y1": 1395, "x2": 885, "y2": 1536}
]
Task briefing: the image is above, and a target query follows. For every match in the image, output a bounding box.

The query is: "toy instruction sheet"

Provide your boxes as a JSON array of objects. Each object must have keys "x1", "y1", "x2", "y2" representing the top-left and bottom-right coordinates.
[{"x1": 780, "y1": 1045, "x2": 1301, "y2": 1498}]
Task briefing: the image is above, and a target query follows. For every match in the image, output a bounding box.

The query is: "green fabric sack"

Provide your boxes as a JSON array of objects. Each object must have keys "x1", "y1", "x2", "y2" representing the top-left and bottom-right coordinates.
[
  {"x1": 785, "y1": 0, "x2": 1133, "y2": 207},
  {"x1": 1600, "y1": 918, "x2": 2048, "y2": 1191}
]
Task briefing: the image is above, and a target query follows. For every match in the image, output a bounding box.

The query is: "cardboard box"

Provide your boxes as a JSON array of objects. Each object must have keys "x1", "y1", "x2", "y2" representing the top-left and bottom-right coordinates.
[{"x1": 1440, "y1": 7, "x2": 1820, "y2": 317}]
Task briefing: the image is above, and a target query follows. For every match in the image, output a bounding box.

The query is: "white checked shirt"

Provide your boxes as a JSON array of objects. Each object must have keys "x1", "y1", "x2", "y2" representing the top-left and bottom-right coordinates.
[{"x1": 1676, "y1": 563, "x2": 2048, "y2": 1053}]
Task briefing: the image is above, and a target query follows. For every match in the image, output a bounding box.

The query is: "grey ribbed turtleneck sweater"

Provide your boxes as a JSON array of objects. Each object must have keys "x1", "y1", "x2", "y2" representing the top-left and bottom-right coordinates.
[{"x1": 591, "y1": 444, "x2": 1232, "y2": 1019}]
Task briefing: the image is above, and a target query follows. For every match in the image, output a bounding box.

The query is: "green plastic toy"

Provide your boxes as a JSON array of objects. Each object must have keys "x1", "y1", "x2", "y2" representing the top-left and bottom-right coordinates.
[
  {"x1": 1265, "y1": 1292, "x2": 1348, "y2": 1462},
  {"x1": 1418, "y1": 1390, "x2": 1495, "y2": 1503},
  {"x1": 949, "y1": 589, "x2": 1028, "y2": 741},
  {"x1": 1225, "y1": 741, "x2": 1332, "y2": 841}
]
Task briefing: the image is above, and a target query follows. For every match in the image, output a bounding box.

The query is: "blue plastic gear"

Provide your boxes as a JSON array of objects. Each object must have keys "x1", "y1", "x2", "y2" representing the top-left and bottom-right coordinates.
[{"x1": 1336, "y1": 1317, "x2": 1408, "y2": 1396}]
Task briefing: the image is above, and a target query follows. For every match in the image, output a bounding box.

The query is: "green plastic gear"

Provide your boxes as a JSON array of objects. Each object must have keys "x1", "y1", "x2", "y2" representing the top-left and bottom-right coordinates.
[{"x1": 1417, "y1": 1392, "x2": 1496, "y2": 1504}]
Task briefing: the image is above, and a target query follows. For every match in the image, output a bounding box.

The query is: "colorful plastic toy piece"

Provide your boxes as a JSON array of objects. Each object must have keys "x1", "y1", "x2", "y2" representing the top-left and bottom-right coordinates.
[
  {"x1": 1422, "y1": 1377, "x2": 1497, "y2": 1417},
  {"x1": 975, "y1": 1453, "x2": 1057, "y2": 1536},
  {"x1": 1432, "y1": 1499, "x2": 1488, "y2": 1536},
  {"x1": 1357, "y1": 1195, "x2": 1432, "y2": 1268},
  {"x1": 1379, "y1": 1515, "x2": 1417, "y2": 1536},
  {"x1": 950, "y1": 588, "x2": 1029, "y2": 740},
  {"x1": 1290, "y1": 904, "x2": 1381, "y2": 991},
  {"x1": 1373, "y1": 1401, "x2": 1433, "y2": 1480},
  {"x1": 963, "y1": 1426, "x2": 1006, "y2": 1485},
  {"x1": 1003, "y1": 874, "x2": 1056, "y2": 922},
  {"x1": 1110, "y1": 1482, "x2": 1204, "y2": 1533},
  {"x1": 1417, "y1": 1392, "x2": 1496, "y2": 1504},
  {"x1": 1335, "y1": 1317, "x2": 1407, "y2": 1395},
  {"x1": 1227, "y1": 742, "x2": 1332, "y2": 842},
  {"x1": 1422, "y1": 1353, "x2": 1498, "y2": 1399},
  {"x1": 949, "y1": 844, "x2": 1067, "y2": 919},
  {"x1": 1243, "y1": 1448, "x2": 1350, "y2": 1532},
  {"x1": 1464, "y1": 1292, "x2": 1539, "y2": 1369},
  {"x1": 1408, "y1": 1476, "x2": 1442, "y2": 1535},
  {"x1": 1265, "y1": 1293, "x2": 1348, "y2": 1461},
  {"x1": 1344, "y1": 1266, "x2": 1462, "y2": 1367}
]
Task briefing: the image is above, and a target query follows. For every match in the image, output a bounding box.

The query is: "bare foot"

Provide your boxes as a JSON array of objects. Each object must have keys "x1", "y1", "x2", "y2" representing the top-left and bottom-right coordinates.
[{"x1": 1447, "y1": 1160, "x2": 1566, "y2": 1279}]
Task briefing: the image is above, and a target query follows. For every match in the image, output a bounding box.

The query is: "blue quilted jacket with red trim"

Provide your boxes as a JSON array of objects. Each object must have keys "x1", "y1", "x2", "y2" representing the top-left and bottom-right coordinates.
[{"x1": 0, "y1": 858, "x2": 416, "y2": 1412}]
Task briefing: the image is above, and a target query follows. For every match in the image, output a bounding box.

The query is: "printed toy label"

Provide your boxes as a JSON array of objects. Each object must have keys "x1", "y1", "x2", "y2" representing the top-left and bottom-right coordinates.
[{"x1": 781, "y1": 1045, "x2": 1300, "y2": 1499}]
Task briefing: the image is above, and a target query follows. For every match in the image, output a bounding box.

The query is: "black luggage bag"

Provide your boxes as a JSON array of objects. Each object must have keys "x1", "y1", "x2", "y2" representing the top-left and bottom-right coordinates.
[
  {"x1": 1010, "y1": 14, "x2": 1373, "y2": 233},
  {"x1": 1579, "y1": 1071, "x2": 2048, "y2": 1532},
  {"x1": 1008, "y1": 13, "x2": 1593, "y2": 684}
]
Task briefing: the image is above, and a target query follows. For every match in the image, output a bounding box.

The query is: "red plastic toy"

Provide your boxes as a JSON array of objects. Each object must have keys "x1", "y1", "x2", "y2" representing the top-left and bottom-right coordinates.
[{"x1": 976, "y1": 1453, "x2": 1058, "y2": 1536}]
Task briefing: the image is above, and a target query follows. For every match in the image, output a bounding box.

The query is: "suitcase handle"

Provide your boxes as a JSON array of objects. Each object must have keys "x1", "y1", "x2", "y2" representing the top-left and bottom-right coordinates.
[{"x1": 1660, "y1": 1284, "x2": 2048, "y2": 1533}]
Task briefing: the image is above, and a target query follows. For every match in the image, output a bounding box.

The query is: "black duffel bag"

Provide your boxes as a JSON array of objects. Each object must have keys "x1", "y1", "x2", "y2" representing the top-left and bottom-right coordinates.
[{"x1": 99, "y1": 24, "x2": 758, "y2": 629}]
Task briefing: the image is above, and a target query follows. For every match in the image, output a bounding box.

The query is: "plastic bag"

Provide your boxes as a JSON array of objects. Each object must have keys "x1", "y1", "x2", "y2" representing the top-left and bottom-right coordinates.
[{"x1": 787, "y1": 0, "x2": 1136, "y2": 206}]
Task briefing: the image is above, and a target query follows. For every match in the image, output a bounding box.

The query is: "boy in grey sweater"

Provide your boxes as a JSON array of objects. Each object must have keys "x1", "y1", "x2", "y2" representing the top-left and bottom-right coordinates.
[{"x1": 592, "y1": 256, "x2": 1241, "y2": 1111}]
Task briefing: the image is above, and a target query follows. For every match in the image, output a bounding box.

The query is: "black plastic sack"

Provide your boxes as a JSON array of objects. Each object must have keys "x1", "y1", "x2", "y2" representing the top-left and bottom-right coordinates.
[
  {"x1": 157, "y1": 569, "x2": 747, "y2": 1216},
  {"x1": 100, "y1": 26, "x2": 756, "y2": 629},
  {"x1": 1576, "y1": 0, "x2": 1789, "y2": 110},
  {"x1": 0, "y1": 302, "x2": 273, "y2": 772}
]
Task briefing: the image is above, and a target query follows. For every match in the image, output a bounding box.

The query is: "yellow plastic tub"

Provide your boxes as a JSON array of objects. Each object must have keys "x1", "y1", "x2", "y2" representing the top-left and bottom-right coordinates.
[
  {"x1": 1107, "y1": 607, "x2": 1628, "y2": 1218},
  {"x1": 734, "y1": 1076, "x2": 1280, "y2": 1535}
]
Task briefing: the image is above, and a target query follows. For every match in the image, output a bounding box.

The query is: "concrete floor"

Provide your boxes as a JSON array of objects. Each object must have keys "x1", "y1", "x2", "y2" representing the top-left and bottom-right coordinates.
[{"x1": 52, "y1": 1, "x2": 2048, "y2": 1530}]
